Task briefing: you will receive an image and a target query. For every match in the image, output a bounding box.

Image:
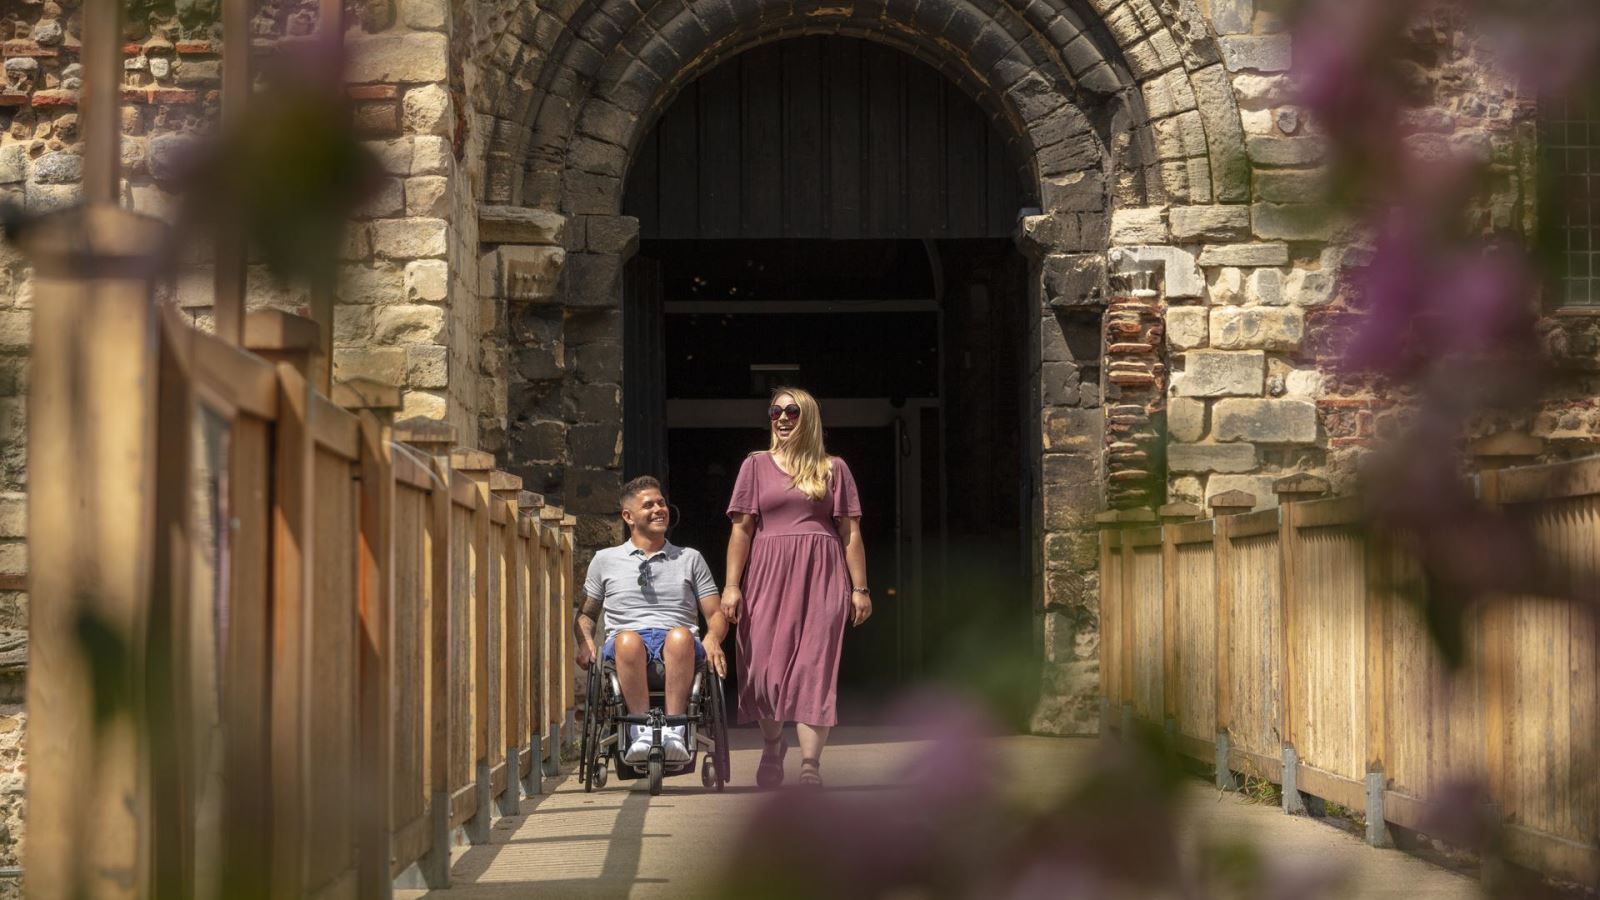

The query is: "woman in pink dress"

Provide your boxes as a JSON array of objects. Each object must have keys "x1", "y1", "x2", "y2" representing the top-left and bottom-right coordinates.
[{"x1": 722, "y1": 387, "x2": 871, "y2": 789}]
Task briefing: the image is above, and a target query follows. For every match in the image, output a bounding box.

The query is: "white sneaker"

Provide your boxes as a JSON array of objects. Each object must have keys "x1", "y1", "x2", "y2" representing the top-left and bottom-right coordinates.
[
  {"x1": 663, "y1": 725, "x2": 690, "y2": 763},
  {"x1": 622, "y1": 725, "x2": 652, "y2": 765}
]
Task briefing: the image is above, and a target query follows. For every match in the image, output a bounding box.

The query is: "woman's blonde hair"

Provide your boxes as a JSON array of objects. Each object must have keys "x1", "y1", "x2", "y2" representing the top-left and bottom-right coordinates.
[{"x1": 768, "y1": 386, "x2": 833, "y2": 501}]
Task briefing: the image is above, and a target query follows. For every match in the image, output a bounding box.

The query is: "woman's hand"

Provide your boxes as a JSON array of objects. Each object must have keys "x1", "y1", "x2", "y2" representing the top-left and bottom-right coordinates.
[
  {"x1": 850, "y1": 590, "x2": 872, "y2": 627},
  {"x1": 721, "y1": 586, "x2": 743, "y2": 624}
]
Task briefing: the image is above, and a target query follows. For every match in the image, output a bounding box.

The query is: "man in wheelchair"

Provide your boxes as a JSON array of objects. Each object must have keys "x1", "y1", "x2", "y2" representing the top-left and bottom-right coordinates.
[{"x1": 575, "y1": 476, "x2": 728, "y2": 767}]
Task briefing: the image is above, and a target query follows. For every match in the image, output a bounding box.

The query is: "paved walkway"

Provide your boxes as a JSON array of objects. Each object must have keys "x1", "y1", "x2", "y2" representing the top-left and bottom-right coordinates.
[{"x1": 399, "y1": 728, "x2": 1478, "y2": 899}]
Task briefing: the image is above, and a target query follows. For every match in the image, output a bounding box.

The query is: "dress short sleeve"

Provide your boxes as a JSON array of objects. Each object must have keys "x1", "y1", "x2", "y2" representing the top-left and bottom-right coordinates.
[
  {"x1": 726, "y1": 454, "x2": 760, "y2": 519},
  {"x1": 829, "y1": 457, "x2": 862, "y2": 518}
]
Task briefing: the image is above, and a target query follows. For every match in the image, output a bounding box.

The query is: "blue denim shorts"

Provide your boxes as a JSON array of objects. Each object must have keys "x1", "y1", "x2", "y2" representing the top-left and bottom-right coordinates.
[{"x1": 601, "y1": 627, "x2": 706, "y2": 664}]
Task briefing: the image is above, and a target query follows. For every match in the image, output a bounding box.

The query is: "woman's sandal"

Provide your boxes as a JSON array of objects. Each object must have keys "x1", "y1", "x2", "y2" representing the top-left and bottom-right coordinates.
[
  {"x1": 756, "y1": 736, "x2": 787, "y2": 788},
  {"x1": 798, "y1": 758, "x2": 824, "y2": 789}
]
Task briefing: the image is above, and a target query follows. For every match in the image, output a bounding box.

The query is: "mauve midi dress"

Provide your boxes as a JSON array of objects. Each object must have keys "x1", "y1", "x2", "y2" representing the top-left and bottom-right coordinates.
[{"x1": 726, "y1": 452, "x2": 861, "y2": 726}]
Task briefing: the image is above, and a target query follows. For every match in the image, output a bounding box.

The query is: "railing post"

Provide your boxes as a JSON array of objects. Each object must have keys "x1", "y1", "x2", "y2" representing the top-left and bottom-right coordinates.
[
  {"x1": 488, "y1": 472, "x2": 524, "y2": 817},
  {"x1": 1209, "y1": 491, "x2": 1254, "y2": 791},
  {"x1": 415, "y1": 455, "x2": 454, "y2": 889},
  {"x1": 244, "y1": 313, "x2": 318, "y2": 900},
  {"x1": 1161, "y1": 516, "x2": 1179, "y2": 749},
  {"x1": 560, "y1": 513, "x2": 578, "y2": 757},
  {"x1": 450, "y1": 449, "x2": 498, "y2": 844},
  {"x1": 340, "y1": 384, "x2": 400, "y2": 900},
  {"x1": 23, "y1": 205, "x2": 166, "y2": 900},
  {"x1": 518, "y1": 491, "x2": 547, "y2": 796},
  {"x1": 1478, "y1": 468, "x2": 1510, "y2": 839},
  {"x1": 1277, "y1": 493, "x2": 1301, "y2": 806}
]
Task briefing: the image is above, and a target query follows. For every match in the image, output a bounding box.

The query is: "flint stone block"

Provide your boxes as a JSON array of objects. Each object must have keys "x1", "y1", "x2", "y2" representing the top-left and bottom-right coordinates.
[
  {"x1": 347, "y1": 32, "x2": 449, "y2": 84},
  {"x1": 1213, "y1": 398, "x2": 1318, "y2": 443},
  {"x1": 1168, "y1": 442, "x2": 1258, "y2": 473},
  {"x1": 1043, "y1": 253, "x2": 1107, "y2": 311},
  {"x1": 1172, "y1": 350, "x2": 1264, "y2": 397},
  {"x1": 31, "y1": 151, "x2": 81, "y2": 184},
  {"x1": 1110, "y1": 207, "x2": 1168, "y2": 245},
  {"x1": 1220, "y1": 35, "x2": 1291, "y2": 72},
  {"x1": 1169, "y1": 205, "x2": 1251, "y2": 242},
  {"x1": 1166, "y1": 306, "x2": 1207, "y2": 350},
  {"x1": 1168, "y1": 397, "x2": 1206, "y2": 442},
  {"x1": 1197, "y1": 242, "x2": 1290, "y2": 267},
  {"x1": 0, "y1": 145, "x2": 27, "y2": 184}
]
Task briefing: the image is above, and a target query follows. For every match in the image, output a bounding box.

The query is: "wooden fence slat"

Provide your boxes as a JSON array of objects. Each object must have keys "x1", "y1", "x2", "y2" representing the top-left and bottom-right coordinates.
[{"x1": 356, "y1": 413, "x2": 394, "y2": 900}]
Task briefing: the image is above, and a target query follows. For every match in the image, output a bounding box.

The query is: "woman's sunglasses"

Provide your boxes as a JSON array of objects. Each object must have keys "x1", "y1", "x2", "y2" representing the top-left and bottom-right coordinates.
[{"x1": 768, "y1": 404, "x2": 802, "y2": 422}]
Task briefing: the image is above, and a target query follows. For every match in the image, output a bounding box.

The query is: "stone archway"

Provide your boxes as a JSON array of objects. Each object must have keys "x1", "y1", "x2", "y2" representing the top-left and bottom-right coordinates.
[{"x1": 474, "y1": 0, "x2": 1245, "y2": 733}]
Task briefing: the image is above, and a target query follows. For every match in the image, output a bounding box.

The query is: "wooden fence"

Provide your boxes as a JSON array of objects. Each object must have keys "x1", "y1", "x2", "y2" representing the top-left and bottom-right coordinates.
[
  {"x1": 23, "y1": 205, "x2": 578, "y2": 900},
  {"x1": 1101, "y1": 459, "x2": 1600, "y2": 884}
]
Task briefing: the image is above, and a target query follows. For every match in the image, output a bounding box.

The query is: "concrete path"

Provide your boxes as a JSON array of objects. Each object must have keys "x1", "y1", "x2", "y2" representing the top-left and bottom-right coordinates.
[{"x1": 398, "y1": 728, "x2": 1478, "y2": 899}]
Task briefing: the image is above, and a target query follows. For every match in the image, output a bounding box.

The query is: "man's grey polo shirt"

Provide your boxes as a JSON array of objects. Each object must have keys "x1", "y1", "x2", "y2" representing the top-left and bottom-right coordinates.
[{"x1": 583, "y1": 540, "x2": 719, "y2": 636}]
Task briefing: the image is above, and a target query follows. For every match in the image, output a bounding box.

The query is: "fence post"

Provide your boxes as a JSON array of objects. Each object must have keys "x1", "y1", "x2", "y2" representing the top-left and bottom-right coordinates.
[
  {"x1": 539, "y1": 506, "x2": 565, "y2": 775},
  {"x1": 22, "y1": 205, "x2": 167, "y2": 900},
  {"x1": 342, "y1": 383, "x2": 400, "y2": 900},
  {"x1": 519, "y1": 491, "x2": 547, "y2": 794},
  {"x1": 1277, "y1": 494, "x2": 1301, "y2": 805},
  {"x1": 1161, "y1": 517, "x2": 1180, "y2": 749},
  {"x1": 488, "y1": 473, "x2": 524, "y2": 817},
  {"x1": 560, "y1": 514, "x2": 579, "y2": 757},
  {"x1": 450, "y1": 450, "x2": 498, "y2": 844},
  {"x1": 1477, "y1": 468, "x2": 1510, "y2": 835},
  {"x1": 417, "y1": 454, "x2": 454, "y2": 889},
  {"x1": 1209, "y1": 491, "x2": 1254, "y2": 791}
]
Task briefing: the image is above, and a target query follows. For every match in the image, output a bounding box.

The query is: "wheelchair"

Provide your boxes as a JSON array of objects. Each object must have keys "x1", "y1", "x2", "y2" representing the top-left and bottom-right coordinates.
[{"x1": 578, "y1": 648, "x2": 731, "y2": 796}]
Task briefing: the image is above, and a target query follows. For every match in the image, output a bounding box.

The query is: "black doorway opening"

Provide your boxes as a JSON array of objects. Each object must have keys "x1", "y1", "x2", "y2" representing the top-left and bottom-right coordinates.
[{"x1": 623, "y1": 238, "x2": 1033, "y2": 724}]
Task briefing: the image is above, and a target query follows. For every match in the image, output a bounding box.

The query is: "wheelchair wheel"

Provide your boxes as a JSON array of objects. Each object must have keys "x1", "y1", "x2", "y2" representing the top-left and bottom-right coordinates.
[
  {"x1": 701, "y1": 756, "x2": 717, "y2": 789},
  {"x1": 647, "y1": 756, "x2": 664, "y2": 796},
  {"x1": 708, "y1": 675, "x2": 730, "y2": 791},
  {"x1": 579, "y1": 666, "x2": 602, "y2": 793}
]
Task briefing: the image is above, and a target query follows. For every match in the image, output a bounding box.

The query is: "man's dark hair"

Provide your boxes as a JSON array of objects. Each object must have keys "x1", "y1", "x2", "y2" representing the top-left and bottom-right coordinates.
[{"x1": 619, "y1": 475, "x2": 662, "y2": 509}]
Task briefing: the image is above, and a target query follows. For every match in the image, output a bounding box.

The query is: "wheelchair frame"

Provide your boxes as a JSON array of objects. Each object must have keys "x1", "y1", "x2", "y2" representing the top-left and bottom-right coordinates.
[{"x1": 578, "y1": 654, "x2": 731, "y2": 795}]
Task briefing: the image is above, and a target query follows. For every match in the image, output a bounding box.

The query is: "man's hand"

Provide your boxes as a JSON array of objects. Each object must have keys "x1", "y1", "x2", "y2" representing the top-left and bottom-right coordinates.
[
  {"x1": 721, "y1": 586, "x2": 743, "y2": 624},
  {"x1": 576, "y1": 638, "x2": 598, "y2": 670},
  {"x1": 702, "y1": 637, "x2": 727, "y2": 678}
]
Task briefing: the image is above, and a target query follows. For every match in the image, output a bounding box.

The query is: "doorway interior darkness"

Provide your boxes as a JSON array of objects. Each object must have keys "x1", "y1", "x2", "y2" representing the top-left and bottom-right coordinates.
[
  {"x1": 618, "y1": 35, "x2": 1037, "y2": 721},
  {"x1": 623, "y1": 238, "x2": 1030, "y2": 720}
]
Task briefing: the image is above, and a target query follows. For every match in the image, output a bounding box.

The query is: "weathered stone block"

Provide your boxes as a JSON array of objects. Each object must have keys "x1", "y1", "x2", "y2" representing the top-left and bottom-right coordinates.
[
  {"x1": 1207, "y1": 266, "x2": 1244, "y2": 305},
  {"x1": 399, "y1": 388, "x2": 447, "y2": 420},
  {"x1": 1168, "y1": 441, "x2": 1258, "y2": 473},
  {"x1": 32, "y1": 151, "x2": 81, "y2": 184},
  {"x1": 1212, "y1": 0, "x2": 1253, "y2": 34},
  {"x1": 1213, "y1": 398, "x2": 1318, "y2": 442},
  {"x1": 1108, "y1": 245, "x2": 1204, "y2": 299},
  {"x1": 1197, "y1": 242, "x2": 1290, "y2": 267},
  {"x1": 1043, "y1": 408, "x2": 1102, "y2": 454},
  {"x1": 1252, "y1": 203, "x2": 1332, "y2": 241},
  {"x1": 1041, "y1": 361, "x2": 1083, "y2": 407},
  {"x1": 517, "y1": 420, "x2": 568, "y2": 462},
  {"x1": 570, "y1": 423, "x2": 621, "y2": 468},
  {"x1": 347, "y1": 32, "x2": 449, "y2": 84},
  {"x1": 403, "y1": 259, "x2": 448, "y2": 303},
  {"x1": 374, "y1": 303, "x2": 445, "y2": 344},
  {"x1": 1041, "y1": 172, "x2": 1105, "y2": 213},
  {"x1": 0, "y1": 493, "x2": 24, "y2": 539},
  {"x1": 1211, "y1": 307, "x2": 1303, "y2": 351},
  {"x1": 1172, "y1": 350, "x2": 1264, "y2": 397},
  {"x1": 355, "y1": 177, "x2": 404, "y2": 219},
  {"x1": 1042, "y1": 253, "x2": 1106, "y2": 310},
  {"x1": 0, "y1": 145, "x2": 27, "y2": 185},
  {"x1": 1255, "y1": 169, "x2": 1327, "y2": 204},
  {"x1": 412, "y1": 136, "x2": 452, "y2": 176},
  {"x1": 1246, "y1": 136, "x2": 1325, "y2": 167},
  {"x1": 399, "y1": 0, "x2": 447, "y2": 30},
  {"x1": 333, "y1": 306, "x2": 373, "y2": 345},
  {"x1": 1168, "y1": 397, "x2": 1206, "y2": 442},
  {"x1": 1220, "y1": 35, "x2": 1291, "y2": 72},
  {"x1": 565, "y1": 466, "x2": 623, "y2": 515},
  {"x1": 1246, "y1": 268, "x2": 1285, "y2": 306},
  {"x1": 367, "y1": 138, "x2": 413, "y2": 176},
  {"x1": 1110, "y1": 207, "x2": 1167, "y2": 245},
  {"x1": 338, "y1": 262, "x2": 403, "y2": 306},
  {"x1": 1166, "y1": 305, "x2": 1207, "y2": 350},
  {"x1": 406, "y1": 343, "x2": 448, "y2": 389},
  {"x1": 1169, "y1": 205, "x2": 1251, "y2": 242},
  {"x1": 404, "y1": 175, "x2": 449, "y2": 217},
  {"x1": 372, "y1": 218, "x2": 448, "y2": 259},
  {"x1": 403, "y1": 84, "x2": 452, "y2": 137},
  {"x1": 571, "y1": 341, "x2": 622, "y2": 383},
  {"x1": 333, "y1": 347, "x2": 405, "y2": 385},
  {"x1": 558, "y1": 252, "x2": 621, "y2": 307},
  {"x1": 0, "y1": 311, "x2": 28, "y2": 350},
  {"x1": 569, "y1": 383, "x2": 621, "y2": 423},
  {"x1": 583, "y1": 215, "x2": 639, "y2": 256},
  {"x1": 484, "y1": 245, "x2": 565, "y2": 301},
  {"x1": 1286, "y1": 268, "x2": 1336, "y2": 307}
]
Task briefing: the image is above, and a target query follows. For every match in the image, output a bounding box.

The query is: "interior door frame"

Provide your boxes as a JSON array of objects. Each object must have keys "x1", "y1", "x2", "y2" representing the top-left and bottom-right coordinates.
[{"x1": 665, "y1": 397, "x2": 934, "y2": 680}]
